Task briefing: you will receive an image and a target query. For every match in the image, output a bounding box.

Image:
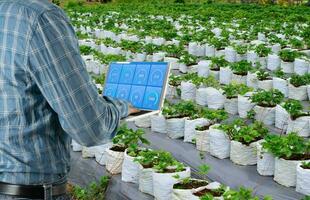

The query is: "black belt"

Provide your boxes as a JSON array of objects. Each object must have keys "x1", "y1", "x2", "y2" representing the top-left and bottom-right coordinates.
[{"x1": 0, "y1": 181, "x2": 67, "y2": 199}]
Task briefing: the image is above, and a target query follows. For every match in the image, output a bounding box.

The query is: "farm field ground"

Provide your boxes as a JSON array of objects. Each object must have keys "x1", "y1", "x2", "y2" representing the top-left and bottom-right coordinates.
[{"x1": 63, "y1": 1, "x2": 310, "y2": 200}]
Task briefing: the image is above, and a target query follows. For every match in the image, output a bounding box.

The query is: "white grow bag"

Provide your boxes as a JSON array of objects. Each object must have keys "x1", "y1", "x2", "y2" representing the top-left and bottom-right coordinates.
[
  {"x1": 121, "y1": 149, "x2": 140, "y2": 183},
  {"x1": 138, "y1": 165, "x2": 155, "y2": 196},
  {"x1": 258, "y1": 80, "x2": 273, "y2": 91},
  {"x1": 71, "y1": 140, "x2": 83, "y2": 152},
  {"x1": 94, "y1": 143, "x2": 113, "y2": 166},
  {"x1": 197, "y1": 60, "x2": 211, "y2": 77},
  {"x1": 246, "y1": 72, "x2": 258, "y2": 89},
  {"x1": 238, "y1": 94, "x2": 255, "y2": 118},
  {"x1": 196, "y1": 88, "x2": 208, "y2": 106},
  {"x1": 209, "y1": 125, "x2": 230, "y2": 159},
  {"x1": 236, "y1": 53, "x2": 246, "y2": 62},
  {"x1": 191, "y1": 182, "x2": 226, "y2": 200},
  {"x1": 257, "y1": 142, "x2": 275, "y2": 176},
  {"x1": 171, "y1": 179, "x2": 208, "y2": 200},
  {"x1": 273, "y1": 77, "x2": 288, "y2": 97},
  {"x1": 209, "y1": 70, "x2": 220, "y2": 80},
  {"x1": 219, "y1": 67, "x2": 232, "y2": 85},
  {"x1": 275, "y1": 105, "x2": 289, "y2": 130},
  {"x1": 267, "y1": 54, "x2": 281, "y2": 71},
  {"x1": 224, "y1": 98, "x2": 238, "y2": 115},
  {"x1": 274, "y1": 158, "x2": 305, "y2": 187},
  {"x1": 179, "y1": 63, "x2": 188, "y2": 74},
  {"x1": 224, "y1": 47, "x2": 237, "y2": 63},
  {"x1": 247, "y1": 51, "x2": 258, "y2": 65},
  {"x1": 153, "y1": 167, "x2": 191, "y2": 200},
  {"x1": 254, "y1": 105, "x2": 276, "y2": 126},
  {"x1": 205, "y1": 44, "x2": 215, "y2": 57},
  {"x1": 105, "y1": 147, "x2": 125, "y2": 175},
  {"x1": 206, "y1": 87, "x2": 225, "y2": 109},
  {"x1": 288, "y1": 84, "x2": 308, "y2": 101},
  {"x1": 258, "y1": 57, "x2": 267, "y2": 69},
  {"x1": 281, "y1": 61, "x2": 294, "y2": 74},
  {"x1": 135, "y1": 116, "x2": 151, "y2": 128},
  {"x1": 230, "y1": 140, "x2": 259, "y2": 166},
  {"x1": 151, "y1": 114, "x2": 167, "y2": 134},
  {"x1": 294, "y1": 58, "x2": 309, "y2": 75},
  {"x1": 184, "y1": 118, "x2": 210, "y2": 143},
  {"x1": 231, "y1": 73, "x2": 247, "y2": 84},
  {"x1": 296, "y1": 163, "x2": 310, "y2": 195},
  {"x1": 166, "y1": 118, "x2": 186, "y2": 139},
  {"x1": 196, "y1": 129, "x2": 210, "y2": 152},
  {"x1": 181, "y1": 81, "x2": 196, "y2": 101},
  {"x1": 286, "y1": 116, "x2": 310, "y2": 137},
  {"x1": 164, "y1": 57, "x2": 180, "y2": 70}
]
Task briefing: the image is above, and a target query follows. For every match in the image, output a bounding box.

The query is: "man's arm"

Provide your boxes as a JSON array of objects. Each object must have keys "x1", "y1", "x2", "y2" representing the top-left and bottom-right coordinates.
[{"x1": 27, "y1": 8, "x2": 128, "y2": 147}]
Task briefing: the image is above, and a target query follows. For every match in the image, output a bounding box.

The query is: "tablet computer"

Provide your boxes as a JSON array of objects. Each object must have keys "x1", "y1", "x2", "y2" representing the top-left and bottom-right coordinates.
[{"x1": 103, "y1": 62, "x2": 170, "y2": 121}]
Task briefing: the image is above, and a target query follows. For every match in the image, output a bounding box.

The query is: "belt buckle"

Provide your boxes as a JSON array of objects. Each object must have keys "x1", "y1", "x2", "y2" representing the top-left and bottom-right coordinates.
[{"x1": 43, "y1": 184, "x2": 53, "y2": 200}]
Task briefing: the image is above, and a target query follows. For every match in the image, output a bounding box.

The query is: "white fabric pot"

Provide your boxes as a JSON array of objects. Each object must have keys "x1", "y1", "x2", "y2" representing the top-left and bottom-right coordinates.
[
  {"x1": 231, "y1": 73, "x2": 247, "y2": 84},
  {"x1": 164, "y1": 57, "x2": 180, "y2": 70},
  {"x1": 286, "y1": 116, "x2": 310, "y2": 137},
  {"x1": 71, "y1": 140, "x2": 83, "y2": 152},
  {"x1": 236, "y1": 53, "x2": 246, "y2": 62},
  {"x1": 219, "y1": 67, "x2": 232, "y2": 85},
  {"x1": 94, "y1": 143, "x2": 113, "y2": 166},
  {"x1": 184, "y1": 118, "x2": 210, "y2": 143},
  {"x1": 271, "y1": 44, "x2": 281, "y2": 54},
  {"x1": 254, "y1": 105, "x2": 276, "y2": 126},
  {"x1": 191, "y1": 182, "x2": 226, "y2": 200},
  {"x1": 294, "y1": 58, "x2": 309, "y2": 75},
  {"x1": 274, "y1": 158, "x2": 304, "y2": 187},
  {"x1": 238, "y1": 94, "x2": 255, "y2": 118},
  {"x1": 181, "y1": 81, "x2": 196, "y2": 101},
  {"x1": 153, "y1": 52, "x2": 165, "y2": 62},
  {"x1": 206, "y1": 87, "x2": 225, "y2": 109},
  {"x1": 105, "y1": 147, "x2": 125, "y2": 175},
  {"x1": 258, "y1": 57, "x2": 267, "y2": 69},
  {"x1": 296, "y1": 163, "x2": 310, "y2": 195},
  {"x1": 153, "y1": 167, "x2": 191, "y2": 200},
  {"x1": 171, "y1": 179, "x2": 208, "y2": 200},
  {"x1": 197, "y1": 60, "x2": 211, "y2": 77},
  {"x1": 230, "y1": 140, "x2": 258, "y2": 165},
  {"x1": 257, "y1": 142, "x2": 275, "y2": 176},
  {"x1": 281, "y1": 61, "x2": 294, "y2": 74},
  {"x1": 166, "y1": 85, "x2": 178, "y2": 99},
  {"x1": 224, "y1": 98, "x2": 238, "y2": 115},
  {"x1": 195, "y1": 88, "x2": 208, "y2": 106},
  {"x1": 82, "y1": 146, "x2": 99, "y2": 158},
  {"x1": 151, "y1": 114, "x2": 167, "y2": 134},
  {"x1": 247, "y1": 51, "x2": 258, "y2": 65},
  {"x1": 224, "y1": 47, "x2": 237, "y2": 63},
  {"x1": 215, "y1": 49, "x2": 225, "y2": 57},
  {"x1": 179, "y1": 63, "x2": 188, "y2": 74},
  {"x1": 122, "y1": 149, "x2": 140, "y2": 183},
  {"x1": 288, "y1": 84, "x2": 308, "y2": 101},
  {"x1": 139, "y1": 165, "x2": 155, "y2": 196},
  {"x1": 166, "y1": 118, "x2": 185, "y2": 139},
  {"x1": 275, "y1": 105, "x2": 289, "y2": 130},
  {"x1": 196, "y1": 129, "x2": 210, "y2": 152},
  {"x1": 267, "y1": 54, "x2": 281, "y2": 71},
  {"x1": 135, "y1": 116, "x2": 151, "y2": 128},
  {"x1": 246, "y1": 72, "x2": 258, "y2": 89},
  {"x1": 205, "y1": 44, "x2": 215, "y2": 57},
  {"x1": 209, "y1": 125, "x2": 230, "y2": 159},
  {"x1": 258, "y1": 79, "x2": 273, "y2": 91},
  {"x1": 134, "y1": 53, "x2": 146, "y2": 62},
  {"x1": 209, "y1": 70, "x2": 219, "y2": 80},
  {"x1": 273, "y1": 77, "x2": 288, "y2": 97}
]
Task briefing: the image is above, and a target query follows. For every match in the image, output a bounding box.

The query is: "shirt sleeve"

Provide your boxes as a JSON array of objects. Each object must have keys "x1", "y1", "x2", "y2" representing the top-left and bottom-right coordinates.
[{"x1": 26, "y1": 8, "x2": 129, "y2": 147}]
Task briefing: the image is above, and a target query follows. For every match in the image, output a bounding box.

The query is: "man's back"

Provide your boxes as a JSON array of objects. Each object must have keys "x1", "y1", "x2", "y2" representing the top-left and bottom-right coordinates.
[{"x1": 0, "y1": 0, "x2": 128, "y2": 185}]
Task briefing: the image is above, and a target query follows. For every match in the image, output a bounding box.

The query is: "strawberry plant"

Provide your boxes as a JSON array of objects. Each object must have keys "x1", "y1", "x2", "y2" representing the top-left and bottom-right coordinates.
[
  {"x1": 230, "y1": 61, "x2": 253, "y2": 75},
  {"x1": 222, "y1": 83, "x2": 252, "y2": 99},
  {"x1": 282, "y1": 99, "x2": 305, "y2": 120},
  {"x1": 289, "y1": 74, "x2": 309, "y2": 87},
  {"x1": 255, "y1": 44, "x2": 271, "y2": 57},
  {"x1": 256, "y1": 69, "x2": 271, "y2": 81},
  {"x1": 234, "y1": 44, "x2": 248, "y2": 55},
  {"x1": 250, "y1": 89, "x2": 284, "y2": 107},
  {"x1": 210, "y1": 56, "x2": 229, "y2": 71},
  {"x1": 279, "y1": 49, "x2": 300, "y2": 62},
  {"x1": 301, "y1": 161, "x2": 310, "y2": 169},
  {"x1": 223, "y1": 187, "x2": 272, "y2": 200}
]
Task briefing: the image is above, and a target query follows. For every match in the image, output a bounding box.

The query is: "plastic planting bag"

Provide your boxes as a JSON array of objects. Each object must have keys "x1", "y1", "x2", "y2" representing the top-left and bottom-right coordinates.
[
  {"x1": 231, "y1": 74, "x2": 246, "y2": 84},
  {"x1": 206, "y1": 87, "x2": 225, "y2": 109},
  {"x1": 247, "y1": 51, "x2": 258, "y2": 65},
  {"x1": 246, "y1": 72, "x2": 258, "y2": 89},
  {"x1": 258, "y1": 80, "x2": 273, "y2": 91},
  {"x1": 196, "y1": 88, "x2": 209, "y2": 106},
  {"x1": 286, "y1": 116, "x2": 310, "y2": 137},
  {"x1": 205, "y1": 44, "x2": 215, "y2": 57},
  {"x1": 257, "y1": 142, "x2": 275, "y2": 176},
  {"x1": 151, "y1": 114, "x2": 167, "y2": 134},
  {"x1": 197, "y1": 60, "x2": 211, "y2": 77},
  {"x1": 288, "y1": 84, "x2": 308, "y2": 101},
  {"x1": 122, "y1": 150, "x2": 140, "y2": 183},
  {"x1": 179, "y1": 63, "x2": 188, "y2": 74},
  {"x1": 105, "y1": 147, "x2": 125, "y2": 175},
  {"x1": 294, "y1": 59, "x2": 309, "y2": 75},
  {"x1": 275, "y1": 105, "x2": 289, "y2": 130},
  {"x1": 273, "y1": 77, "x2": 288, "y2": 97},
  {"x1": 274, "y1": 158, "x2": 303, "y2": 187},
  {"x1": 172, "y1": 179, "x2": 208, "y2": 200},
  {"x1": 181, "y1": 81, "x2": 196, "y2": 101},
  {"x1": 153, "y1": 167, "x2": 191, "y2": 200},
  {"x1": 258, "y1": 57, "x2": 267, "y2": 69},
  {"x1": 215, "y1": 49, "x2": 225, "y2": 58},
  {"x1": 190, "y1": 182, "x2": 227, "y2": 200},
  {"x1": 224, "y1": 98, "x2": 238, "y2": 115},
  {"x1": 224, "y1": 47, "x2": 237, "y2": 63},
  {"x1": 230, "y1": 140, "x2": 259, "y2": 165},
  {"x1": 166, "y1": 118, "x2": 186, "y2": 139},
  {"x1": 209, "y1": 70, "x2": 220, "y2": 80},
  {"x1": 267, "y1": 54, "x2": 280, "y2": 71},
  {"x1": 138, "y1": 165, "x2": 155, "y2": 196},
  {"x1": 219, "y1": 67, "x2": 232, "y2": 85},
  {"x1": 71, "y1": 140, "x2": 83, "y2": 152},
  {"x1": 184, "y1": 118, "x2": 210, "y2": 143},
  {"x1": 209, "y1": 125, "x2": 230, "y2": 159},
  {"x1": 281, "y1": 61, "x2": 294, "y2": 74},
  {"x1": 296, "y1": 163, "x2": 310, "y2": 195},
  {"x1": 238, "y1": 94, "x2": 255, "y2": 118},
  {"x1": 164, "y1": 57, "x2": 180, "y2": 70},
  {"x1": 254, "y1": 105, "x2": 276, "y2": 126},
  {"x1": 95, "y1": 143, "x2": 113, "y2": 166},
  {"x1": 196, "y1": 130, "x2": 210, "y2": 152},
  {"x1": 134, "y1": 116, "x2": 151, "y2": 128}
]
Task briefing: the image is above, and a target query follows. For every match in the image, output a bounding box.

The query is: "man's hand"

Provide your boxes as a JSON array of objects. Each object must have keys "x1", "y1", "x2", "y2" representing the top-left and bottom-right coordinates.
[{"x1": 128, "y1": 104, "x2": 140, "y2": 115}]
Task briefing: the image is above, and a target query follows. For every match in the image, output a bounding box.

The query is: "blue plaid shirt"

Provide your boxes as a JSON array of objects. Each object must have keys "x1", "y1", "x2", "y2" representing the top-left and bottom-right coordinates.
[{"x1": 0, "y1": 0, "x2": 128, "y2": 185}]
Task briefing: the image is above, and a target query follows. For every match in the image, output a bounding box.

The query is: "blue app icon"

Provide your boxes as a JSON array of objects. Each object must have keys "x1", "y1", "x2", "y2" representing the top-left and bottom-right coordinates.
[
  {"x1": 133, "y1": 64, "x2": 151, "y2": 85},
  {"x1": 116, "y1": 84, "x2": 131, "y2": 100},
  {"x1": 142, "y1": 87, "x2": 162, "y2": 110},
  {"x1": 129, "y1": 86, "x2": 146, "y2": 108},
  {"x1": 103, "y1": 83, "x2": 118, "y2": 97},
  {"x1": 119, "y1": 64, "x2": 136, "y2": 84},
  {"x1": 147, "y1": 64, "x2": 167, "y2": 87},
  {"x1": 107, "y1": 63, "x2": 122, "y2": 83}
]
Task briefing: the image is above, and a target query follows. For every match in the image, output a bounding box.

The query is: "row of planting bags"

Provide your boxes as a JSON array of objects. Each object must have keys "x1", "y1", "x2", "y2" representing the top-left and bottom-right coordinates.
[
  {"x1": 71, "y1": 139, "x2": 226, "y2": 200},
  {"x1": 150, "y1": 115, "x2": 310, "y2": 196}
]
